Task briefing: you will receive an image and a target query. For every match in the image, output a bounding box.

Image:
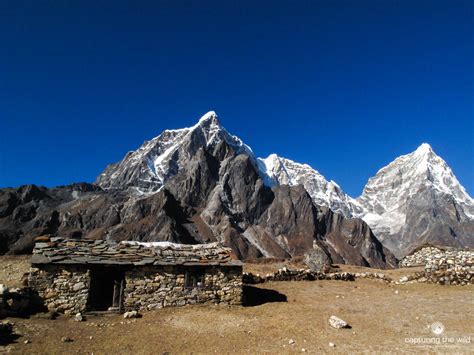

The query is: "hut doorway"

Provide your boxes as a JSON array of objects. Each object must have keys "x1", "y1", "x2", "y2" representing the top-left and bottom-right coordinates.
[{"x1": 87, "y1": 268, "x2": 125, "y2": 312}]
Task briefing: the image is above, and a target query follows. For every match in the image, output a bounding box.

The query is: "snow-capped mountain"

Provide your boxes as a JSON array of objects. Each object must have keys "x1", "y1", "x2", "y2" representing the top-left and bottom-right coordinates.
[
  {"x1": 96, "y1": 112, "x2": 473, "y2": 259},
  {"x1": 97, "y1": 111, "x2": 255, "y2": 194},
  {"x1": 259, "y1": 154, "x2": 362, "y2": 218},
  {"x1": 1, "y1": 111, "x2": 397, "y2": 268},
  {"x1": 96, "y1": 110, "x2": 365, "y2": 218},
  {"x1": 4, "y1": 111, "x2": 469, "y2": 261},
  {"x1": 356, "y1": 143, "x2": 474, "y2": 257}
]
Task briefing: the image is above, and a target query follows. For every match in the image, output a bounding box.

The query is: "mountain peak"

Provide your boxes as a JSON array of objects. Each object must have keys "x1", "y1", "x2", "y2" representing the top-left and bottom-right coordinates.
[
  {"x1": 357, "y1": 141, "x2": 474, "y2": 257},
  {"x1": 414, "y1": 142, "x2": 434, "y2": 157},
  {"x1": 96, "y1": 111, "x2": 254, "y2": 194},
  {"x1": 196, "y1": 111, "x2": 220, "y2": 127}
]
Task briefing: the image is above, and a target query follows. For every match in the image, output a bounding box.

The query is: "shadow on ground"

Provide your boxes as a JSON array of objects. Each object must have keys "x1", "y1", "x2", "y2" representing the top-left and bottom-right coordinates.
[
  {"x1": 0, "y1": 331, "x2": 20, "y2": 346},
  {"x1": 242, "y1": 285, "x2": 287, "y2": 307}
]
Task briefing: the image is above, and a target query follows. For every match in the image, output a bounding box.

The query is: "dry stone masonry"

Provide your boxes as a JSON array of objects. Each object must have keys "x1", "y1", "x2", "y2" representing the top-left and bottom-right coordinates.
[
  {"x1": 399, "y1": 245, "x2": 446, "y2": 267},
  {"x1": 422, "y1": 249, "x2": 473, "y2": 285},
  {"x1": 124, "y1": 266, "x2": 241, "y2": 311},
  {"x1": 27, "y1": 237, "x2": 242, "y2": 315},
  {"x1": 398, "y1": 245, "x2": 473, "y2": 285},
  {"x1": 242, "y1": 267, "x2": 390, "y2": 284},
  {"x1": 28, "y1": 267, "x2": 90, "y2": 315}
]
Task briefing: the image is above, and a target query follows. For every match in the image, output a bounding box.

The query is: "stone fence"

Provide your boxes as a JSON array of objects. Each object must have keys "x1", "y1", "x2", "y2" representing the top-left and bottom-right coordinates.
[
  {"x1": 423, "y1": 249, "x2": 473, "y2": 286},
  {"x1": 397, "y1": 246, "x2": 473, "y2": 286},
  {"x1": 243, "y1": 267, "x2": 391, "y2": 284},
  {"x1": 399, "y1": 246, "x2": 446, "y2": 267}
]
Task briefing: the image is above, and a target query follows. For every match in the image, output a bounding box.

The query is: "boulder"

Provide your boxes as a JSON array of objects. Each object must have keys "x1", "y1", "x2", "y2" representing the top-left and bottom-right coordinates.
[
  {"x1": 304, "y1": 245, "x2": 332, "y2": 272},
  {"x1": 123, "y1": 310, "x2": 140, "y2": 319},
  {"x1": 329, "y1": 315, "x2": 350, "y2": 329}
]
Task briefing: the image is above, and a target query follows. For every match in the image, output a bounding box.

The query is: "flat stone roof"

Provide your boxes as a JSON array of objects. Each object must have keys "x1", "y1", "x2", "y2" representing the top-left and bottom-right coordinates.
[{"x1": 31, "y1": 237, "x2": 242, "y2": 267}]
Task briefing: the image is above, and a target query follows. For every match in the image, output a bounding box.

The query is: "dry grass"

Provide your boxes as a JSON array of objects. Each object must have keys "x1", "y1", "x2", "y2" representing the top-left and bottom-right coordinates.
[{"x1": 1, "y1": 256, "x2": 473, "y2": 354}]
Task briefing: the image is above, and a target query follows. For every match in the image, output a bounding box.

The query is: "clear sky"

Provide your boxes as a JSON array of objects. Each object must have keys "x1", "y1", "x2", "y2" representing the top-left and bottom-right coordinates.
[{"x1": 1, "y1": 0, "x2": 473, "y2": 197}]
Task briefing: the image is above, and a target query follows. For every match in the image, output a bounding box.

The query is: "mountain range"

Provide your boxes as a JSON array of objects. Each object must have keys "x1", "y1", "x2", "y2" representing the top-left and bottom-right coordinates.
[{"x1": 1, "y1": 111, "x2": 472, "y2": 265}]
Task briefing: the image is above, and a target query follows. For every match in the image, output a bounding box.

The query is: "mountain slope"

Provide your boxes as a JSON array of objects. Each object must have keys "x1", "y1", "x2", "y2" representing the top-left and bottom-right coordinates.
[{"x1": 356, "y1": 143, "x2": 474, "y2": 257}]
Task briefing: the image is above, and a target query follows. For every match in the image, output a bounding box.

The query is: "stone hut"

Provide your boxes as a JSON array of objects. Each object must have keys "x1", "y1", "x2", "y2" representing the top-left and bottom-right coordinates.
[{"x1": 27, "y1": 237, "x2": 243, "y2": 315}]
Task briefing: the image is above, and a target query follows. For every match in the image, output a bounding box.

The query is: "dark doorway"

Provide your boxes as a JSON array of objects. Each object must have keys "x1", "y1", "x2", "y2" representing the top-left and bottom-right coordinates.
[{"x1": 87, "y1": 268, "x2": 125, "y2": 312}]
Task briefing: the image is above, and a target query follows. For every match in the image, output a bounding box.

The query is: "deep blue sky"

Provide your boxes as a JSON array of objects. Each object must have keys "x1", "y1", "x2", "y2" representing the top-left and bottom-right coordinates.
[{"x1": 1, "y1": 0, "x2": 473, "y2": 197}]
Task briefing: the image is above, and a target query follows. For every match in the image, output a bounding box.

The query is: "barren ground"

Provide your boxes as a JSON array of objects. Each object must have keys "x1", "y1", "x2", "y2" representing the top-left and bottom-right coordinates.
[{"x1": 1, "y1": 256, "x2": 473, "y2": 354}]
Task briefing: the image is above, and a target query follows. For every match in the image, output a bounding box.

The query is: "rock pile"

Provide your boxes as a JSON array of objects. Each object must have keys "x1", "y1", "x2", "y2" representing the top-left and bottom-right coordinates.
[{"x1": 304, "y1": 246, "x2": 332, "y2": 272}]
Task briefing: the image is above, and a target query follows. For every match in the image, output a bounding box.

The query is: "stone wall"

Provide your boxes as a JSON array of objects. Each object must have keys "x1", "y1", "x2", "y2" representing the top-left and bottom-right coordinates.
[
  {"x1": 123, "y1": 265, "x2": 242, "y2": 311},
  {"x1": 399, "y1": 246, "x2": 445, "y2": 267},
  {"x1": 423, "y1": 249, "x2": 474, "y2": 285},
  {"x1": 398, "y1": 246, "x2": 473, "y2": 285},
  {"x1": 28, "y1": 264, "x2": 242, "y2": 315},
  {"x1": 243, "y1": 267, "x2": 391, "y2": 284},
  {"x1": 27, "y1": 266, "x2": 89, "y2": 315}
]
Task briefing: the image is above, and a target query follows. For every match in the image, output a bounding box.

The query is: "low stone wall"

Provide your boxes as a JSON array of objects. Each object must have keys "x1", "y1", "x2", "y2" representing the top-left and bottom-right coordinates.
[
  {"x1": 243, "y1": 267, "x2": 391, "y2": 284},
  {"x1": 423, "y1": 249, "x2": 474, "y2": 285},
  {"x1": 124, "y1": 266, "x2": 242, "y2": 311},
  {"x1": 399, "y1": 246, "x2": 445, "y2": 267},
  {"x1": 27, "y1": 266, "x2": 89, "y2": 315}
]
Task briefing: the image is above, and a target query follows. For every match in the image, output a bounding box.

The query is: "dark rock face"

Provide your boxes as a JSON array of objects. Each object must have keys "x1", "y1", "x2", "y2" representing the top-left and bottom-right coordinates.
[
  {"x1": 396, "y1": 189, "x2": 474, "y2": 257},
  {"x1": 0, "y1": 113, "x2": 397, "y2": 268}
]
